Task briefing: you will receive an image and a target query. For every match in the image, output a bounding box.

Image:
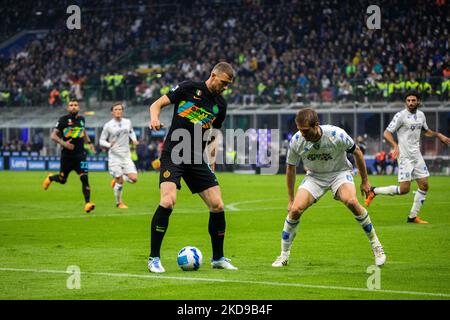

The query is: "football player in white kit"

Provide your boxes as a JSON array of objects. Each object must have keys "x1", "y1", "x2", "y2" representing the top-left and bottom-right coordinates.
[
  {"x1": 100, "y1": 103, "x2": 139, "y2": 209},
  {"x1": 365, "y1": 92, "x2": 450, "y2": 223},
  {"x1": 272, "y1": 108, "x2": 386, "y2": 268}
]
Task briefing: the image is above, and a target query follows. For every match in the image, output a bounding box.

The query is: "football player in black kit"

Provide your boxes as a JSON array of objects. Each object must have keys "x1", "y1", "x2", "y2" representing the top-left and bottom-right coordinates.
[
  {"x1": 147, "y1": 62, "x2": 237, "y2": 273},
  {"x1": 43, "y1": 99, "x2": 96, "y2": 213}
]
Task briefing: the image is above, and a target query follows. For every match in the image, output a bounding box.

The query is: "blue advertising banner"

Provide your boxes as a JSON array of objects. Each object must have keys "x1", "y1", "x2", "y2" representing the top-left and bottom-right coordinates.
[
  {"x1": 0, "y1": 156, "x2": 3, "y2": 170},
  {"x1": 87, "y1": 161, "x2": 107, "y2": 171},
  {"x1": 48, "y1": 161, "x2": 61, "y2": 171},
  {"x1": 9, "y1": 157, "x2": 28, "y2": 171},
  {"x1": 28, "y1": 160, "x2": 46, "y2": 171}
]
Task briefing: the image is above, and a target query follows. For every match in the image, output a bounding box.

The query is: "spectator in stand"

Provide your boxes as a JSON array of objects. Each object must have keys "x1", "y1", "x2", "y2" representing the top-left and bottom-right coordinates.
[
  {"x1": 1, "y1": 0, "x2": 449, "y2": 106},
  {"x1": 374, "y1": 150, "x2": 387, "y2": 175}
]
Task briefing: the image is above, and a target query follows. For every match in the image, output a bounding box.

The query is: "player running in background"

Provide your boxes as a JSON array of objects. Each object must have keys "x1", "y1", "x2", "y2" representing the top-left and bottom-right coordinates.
[
  {"x1": 365, "y1": 92, "x2": 450, "y2": 224},
  {"x1": 147, "y1": 62, "x2": 237, "y2": 273},
  {"x1": 272, "y1": 108, "x2": 386, "y2": 268},
  {"x1": 100, "y1": 102, "x2": 139, "y2": 209},
  {"x1": 42, "y1": 99, "x2": 96, "y2": 213}
]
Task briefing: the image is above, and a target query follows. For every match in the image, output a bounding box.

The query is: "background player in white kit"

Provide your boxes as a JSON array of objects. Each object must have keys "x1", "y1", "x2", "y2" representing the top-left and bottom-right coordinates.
[
  {"x1": 100, "y1": 103, "x2": 139, "y2": 209},
  {"x1": 272, "y1": 108, "x2": 386, "y2": 268},
  {"x1": 365, "y1": 92, "x2": 450, "y2": 224}
]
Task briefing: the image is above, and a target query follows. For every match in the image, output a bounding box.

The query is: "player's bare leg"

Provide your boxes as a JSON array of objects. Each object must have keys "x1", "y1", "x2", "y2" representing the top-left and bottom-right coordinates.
[
  {"x1": 338, "y1": 183, "x2": 385, "y2": 266},
  {"x1": 272, "y1": 188, "x2": 315, "y2": 267},
  {"x1": 148, "y1": 182, "x2": 177, "y2": 273},
  {"x1": 199, "y1": 186, "x2": 237, "y2": 270},
  {"x1": 122, "y1": 172, "x2": 138, "y2": 184}
]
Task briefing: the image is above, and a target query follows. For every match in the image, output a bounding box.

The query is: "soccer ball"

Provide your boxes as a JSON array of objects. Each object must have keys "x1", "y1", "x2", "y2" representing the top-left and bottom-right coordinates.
[{"x1": 177, "y1": 246, "x2": 203, "y2": 271}]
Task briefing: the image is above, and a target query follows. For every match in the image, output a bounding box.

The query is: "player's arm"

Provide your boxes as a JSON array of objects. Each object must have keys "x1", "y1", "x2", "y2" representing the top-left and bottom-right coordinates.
[
  {"x1": 286, "y1": 164, "x2": 296, "y2": 211},
  {"x1": 352, "y1": 145, "x2": 371, "y2": 197},
  {"x1": 129, "y1": 122, "x2": 139, "y2": 145},
  {"x1": 383, "y1": 129, "x2": 399, "y2": 159},
  {"x1": 423, "y1": 129, "x2": 450, "y2": 145},
  {"x1": 208, "y1": 101, "x2": 227, "y2": 172},
  {"x1": 51, "y1": 128, "x2": 74, "y2": 150},
  {"x1": 83, "y1": 129, "x2": 96, "y2": 154},
  {"x1": 285, "y1": 135, "x2": 301, "y2": 210},
  {"x1": 384, "y1": 112, "x2": 402, "y2": 159},
  {"x1": 149, "y1": 95, "x2": 171, "y2": 131},
  {"x1": 205, "y1": 133, "x2": 219, "y2": 172},
  {"x1": 99, "y1": 126, "x2": 112, "y2": 149}
]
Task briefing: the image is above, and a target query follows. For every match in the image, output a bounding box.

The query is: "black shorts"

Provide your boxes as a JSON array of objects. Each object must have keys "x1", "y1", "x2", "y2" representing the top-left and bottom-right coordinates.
[
  {"x1": 159, "y1": 153, "x2": 218, "y2": 194},
  {"x1": 60, "y1": 154, "x2": 88, "y2": 178}
]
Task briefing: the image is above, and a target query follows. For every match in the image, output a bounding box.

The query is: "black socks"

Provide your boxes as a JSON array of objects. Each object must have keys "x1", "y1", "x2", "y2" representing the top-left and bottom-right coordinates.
[
  {"x1": 80, "y1": 174, "x2": 90, "y2": 202},
  {"x1": 150, "y1": 205, "x2": 173, "y2": 257},
  {"x1": 209, "y1": 211, "x2": 226, "y2": 261}
]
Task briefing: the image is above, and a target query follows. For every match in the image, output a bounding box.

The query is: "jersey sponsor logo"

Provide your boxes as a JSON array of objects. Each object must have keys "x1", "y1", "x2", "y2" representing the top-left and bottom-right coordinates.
[
  {"x1": 306, "y1": 153, "x2": 333, "y2": 161},
  {"x1": 63, "y1": 127, "x2": 85, "y2": 138},
  {"x1": 177, "y1": 101, "x2": 217, "y2": 129}
]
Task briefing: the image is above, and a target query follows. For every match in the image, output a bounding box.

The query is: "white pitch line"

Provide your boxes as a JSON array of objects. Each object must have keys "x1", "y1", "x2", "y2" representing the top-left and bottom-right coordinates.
[
  {"x1": 225, "y1": 198, "x2": 283, "y2": 211},
  {"x1": 0, "y1": 267, "x2": 449, "y2": 298},
  {"x1": 0, "y1": 201, "x2": 449, "y2": 222}
]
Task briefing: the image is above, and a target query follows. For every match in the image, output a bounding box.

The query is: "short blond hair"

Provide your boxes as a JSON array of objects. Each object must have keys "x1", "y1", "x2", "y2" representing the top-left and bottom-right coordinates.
[{"x1": 212, "y1": 62, "x2": 235, "y2": 79}]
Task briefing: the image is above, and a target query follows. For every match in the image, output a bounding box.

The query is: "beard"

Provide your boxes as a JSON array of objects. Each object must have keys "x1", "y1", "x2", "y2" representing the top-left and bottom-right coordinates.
[{"x1": 407, "y1": 104, "x2": 418, "y2": 112}]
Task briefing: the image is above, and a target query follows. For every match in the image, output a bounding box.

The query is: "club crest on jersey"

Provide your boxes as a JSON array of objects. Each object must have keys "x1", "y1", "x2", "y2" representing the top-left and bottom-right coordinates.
[
  {"x1": 68, "y1": 119, "x2": 73, "y2": 125},
  {"x1": 163, "y1": 170, "x2": 171, "y2": 178}
]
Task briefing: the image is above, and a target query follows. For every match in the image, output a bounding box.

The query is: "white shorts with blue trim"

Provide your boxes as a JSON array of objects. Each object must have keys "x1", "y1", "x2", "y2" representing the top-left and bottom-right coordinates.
[
  {"x1": 298, "y1": 170, "x2": 355, "y2": 200},
  {"x1": 108, "y1": 157, "x2": 137, "y2": 178},
  {"x1": 397, "y1": 157, "x2": 429, "y2": 182}
]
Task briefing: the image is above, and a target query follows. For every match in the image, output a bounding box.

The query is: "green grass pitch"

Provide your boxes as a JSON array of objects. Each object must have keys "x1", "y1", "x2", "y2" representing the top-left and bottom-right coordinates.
[{"x1": 0, "y1": 171, "x2": 449, "y2": 300}]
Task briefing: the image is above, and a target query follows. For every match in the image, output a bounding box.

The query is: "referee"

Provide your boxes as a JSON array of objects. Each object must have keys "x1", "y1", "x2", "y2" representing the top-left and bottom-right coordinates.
[
  {"x1": 43, "y1": 99, "x2": 96, "y2": 213},
  {"x1": 147, "y1": 62, "x2": 237, "y2": 273}
]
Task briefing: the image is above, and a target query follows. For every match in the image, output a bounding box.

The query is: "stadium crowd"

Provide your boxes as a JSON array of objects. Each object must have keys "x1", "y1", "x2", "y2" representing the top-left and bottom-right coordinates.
[{"x1": 0, "y1": 0, "x2": 449, "y2": 107}]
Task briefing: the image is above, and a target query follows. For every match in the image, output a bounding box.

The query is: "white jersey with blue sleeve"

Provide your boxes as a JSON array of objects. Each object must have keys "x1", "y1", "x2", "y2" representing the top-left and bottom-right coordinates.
[
  {"x1": 386, "y1": 109, "x2": 428, "y2": 160},
  {"x1": 100, "y1": 118, "x2": 137, "y2": 161},
  {"x1": 286, "y1": 125, "x2": 355, "y2": 174}
]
